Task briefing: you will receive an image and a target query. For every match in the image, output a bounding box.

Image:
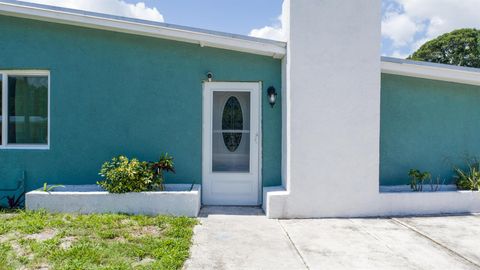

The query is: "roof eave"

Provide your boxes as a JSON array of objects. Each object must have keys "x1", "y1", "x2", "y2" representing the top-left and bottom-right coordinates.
[
  {"x1": 381, "y1": 57, "x2": 480, "y2": 86},
  {"x1": 0, "y1": 1, "x2": 286, "y2": 58}
]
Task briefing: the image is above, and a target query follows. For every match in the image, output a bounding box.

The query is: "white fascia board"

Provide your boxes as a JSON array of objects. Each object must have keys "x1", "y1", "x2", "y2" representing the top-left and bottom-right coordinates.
[
  {"x1": 381, "y1": 59, "x2": 480, "y2": 86},
  {"x1": 0, "y1": 2, "x2": 286, "y2": 58}
]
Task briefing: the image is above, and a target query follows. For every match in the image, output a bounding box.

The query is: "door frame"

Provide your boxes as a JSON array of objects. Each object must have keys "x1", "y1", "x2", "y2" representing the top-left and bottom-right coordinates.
[{"x1": 202, "y1": 81, "x2": 262, "y2": 205}]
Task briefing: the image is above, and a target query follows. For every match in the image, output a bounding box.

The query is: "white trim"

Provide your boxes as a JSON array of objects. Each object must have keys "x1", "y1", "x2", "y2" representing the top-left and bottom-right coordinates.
[
  {"x1": 258, "y1": 81, "x2": 263, "y2": 204},
  {"x1": 0, "y1": 70, "x2": 50, "y2": 150},
  {"x1": 213, "y1": 130, "x2": 250, "y2": 133},
  {"x1": 381, "y1": 59, "x2": 480, "y2": 86},
  {"x1": 0, "y1": 1, "x2": 286, "y2": 58},
  {"x1": 1, "y1": 73, "x2": 6, "y2": 147},
  {"x1": 2, "y1": 145, "x2": 50, "y2": 150},
  {"x1": 0, "y1": 70, "x2": 50, "y2": 76}
]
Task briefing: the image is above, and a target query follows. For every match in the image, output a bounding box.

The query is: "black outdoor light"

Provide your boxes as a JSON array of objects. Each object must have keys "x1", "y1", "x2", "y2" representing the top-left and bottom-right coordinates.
[
  {"x1": 206, "y1": 72, "x2": 213, "y2": 82},
  {"x1": 267, "y1": 86, "x2": 277, "y2": 108}
]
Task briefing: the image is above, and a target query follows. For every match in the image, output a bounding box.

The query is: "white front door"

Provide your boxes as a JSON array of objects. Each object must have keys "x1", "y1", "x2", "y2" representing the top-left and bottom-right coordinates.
[{"x1": 202, "y1": 82, "x2": 261, "y2": 205}]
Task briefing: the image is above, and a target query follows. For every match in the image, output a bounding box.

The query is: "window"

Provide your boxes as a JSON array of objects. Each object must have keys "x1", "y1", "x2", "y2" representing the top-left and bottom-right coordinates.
[{"x1": 1, "y1": 71, "x2": 50, "y2": 149}]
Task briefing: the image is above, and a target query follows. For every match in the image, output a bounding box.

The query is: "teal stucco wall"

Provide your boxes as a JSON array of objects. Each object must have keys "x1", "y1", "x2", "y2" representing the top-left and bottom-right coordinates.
[
  {"x1": 380, "y1": 73, "x2": 480, "y2": 185},
  {"x1": 0, "y1": 15, "x2": 282, "y2": 192}
]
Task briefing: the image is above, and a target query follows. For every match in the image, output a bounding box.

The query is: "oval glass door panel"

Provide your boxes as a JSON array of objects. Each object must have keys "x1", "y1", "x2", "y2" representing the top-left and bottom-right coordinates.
[
  {"x1": 212, "y1": 92, "x2": 250, "y2": 172},
  {"x1": 222, "y1": 97, "x2": 243, "y2": 152}
]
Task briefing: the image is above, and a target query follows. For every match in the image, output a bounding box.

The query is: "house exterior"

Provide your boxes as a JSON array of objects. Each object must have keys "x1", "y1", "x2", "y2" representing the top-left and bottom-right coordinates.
[{"x1": 1, "y1": 0, "x2": 480, "y2": 217}]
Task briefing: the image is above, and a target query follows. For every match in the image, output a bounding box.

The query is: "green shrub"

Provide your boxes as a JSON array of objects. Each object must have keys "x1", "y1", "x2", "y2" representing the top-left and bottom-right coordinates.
[
  {"x1": 97, "y1": 156, "x2": 156, "y2": 193},
  {"x1": 454, "y1": 159, "x2": 480, "y2": 191},
  {"x1": 97, "y1": 154, "x2": 176, "y2": 193}
]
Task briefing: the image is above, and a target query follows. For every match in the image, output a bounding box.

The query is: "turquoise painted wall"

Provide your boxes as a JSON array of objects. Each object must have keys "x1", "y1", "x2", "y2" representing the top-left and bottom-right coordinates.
[
  {"x1": 380, "y1": 73, "x2": 480, "y2": 185},
  {"x1": 0, "y1": 15, "x2": 282, "y2": 193}
]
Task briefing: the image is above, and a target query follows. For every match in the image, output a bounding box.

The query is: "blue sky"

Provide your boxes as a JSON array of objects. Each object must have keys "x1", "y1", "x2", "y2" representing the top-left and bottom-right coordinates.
[
  {"x1": 124, "y1": 0, "x2": 283, "y2": 36},
  {"x1": 23, "y1": 0, "x2": 480, "y2": 58}
]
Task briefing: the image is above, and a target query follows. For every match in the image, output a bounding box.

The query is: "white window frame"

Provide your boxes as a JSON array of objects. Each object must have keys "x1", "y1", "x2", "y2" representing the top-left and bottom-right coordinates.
[{"x1": 0, "y1": 70, "x2": 50, "y2": 150}]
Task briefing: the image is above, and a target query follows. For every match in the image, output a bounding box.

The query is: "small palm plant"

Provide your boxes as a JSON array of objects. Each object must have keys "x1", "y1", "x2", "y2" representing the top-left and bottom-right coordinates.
[
  {"x1": 42, "y1": 182, "x2": 65, "y2": 192},
  {"x1": 150, "y1": 153, "x2": 176, "y2": 191},
  {"x1": 408, "y1": 169, "x2": 431, "y2": 192}
]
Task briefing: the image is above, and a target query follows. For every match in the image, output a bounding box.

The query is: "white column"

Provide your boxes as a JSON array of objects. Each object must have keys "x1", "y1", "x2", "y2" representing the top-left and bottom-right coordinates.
[{"x1": 267, "y1": 0, "x2": 382, "y2": 218}]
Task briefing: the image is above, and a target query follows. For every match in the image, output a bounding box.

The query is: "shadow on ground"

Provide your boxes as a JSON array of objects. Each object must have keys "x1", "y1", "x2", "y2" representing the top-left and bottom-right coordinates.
[{"x1": 198, "y1": 206, "x2": 265, "y2": 217}]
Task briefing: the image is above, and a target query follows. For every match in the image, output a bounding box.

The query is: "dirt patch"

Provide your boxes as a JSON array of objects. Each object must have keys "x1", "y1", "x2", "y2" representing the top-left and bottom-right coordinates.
[
  {"x1": 35, "y1": 263, "x2": 50, "y2": 270},
  {"x1": 0, "y1": 213, "x2": 17, "y2": 219},
  {"x1": 0, "y1": 232, "x2": 18, "y2": 243},
  {"x1": 130, "y1": 226, "x2": 163, "y2": 238},
  {"x1": 26, "y1": 229, "x2": 57, "y2": 241},
  {"x1": 132, "y1": 257, "x2": 155, "y2": 267},
  {"x1": 120, "y1": 219, "x2": 136, "y2": 226},
  {"x1": 112, "y1": 236, "x2": 128, "y2": 243},
  {"x1": 11, "y1": 241, "x2": 32, "y2": 259},
  {"x1": 59, "y1": 236, "x2": 76, "y2": 250}
]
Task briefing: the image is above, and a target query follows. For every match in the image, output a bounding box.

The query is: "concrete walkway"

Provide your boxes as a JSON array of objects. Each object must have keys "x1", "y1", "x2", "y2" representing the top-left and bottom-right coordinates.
[{"x1": 184, "y1": 207, "x2": 480, "y2": 270}]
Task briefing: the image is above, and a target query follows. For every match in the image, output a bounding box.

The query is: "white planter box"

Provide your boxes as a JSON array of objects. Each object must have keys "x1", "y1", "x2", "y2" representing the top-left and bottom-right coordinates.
[
  {"x1": 379, "y1": 185, "x2": 480, "y2": 216},
  {"x1": 264, "y1": 185, "x2": 480, "y2": 218},
  {"x1": 26, "y1": 184, "x2": 201, "y2": 217}
]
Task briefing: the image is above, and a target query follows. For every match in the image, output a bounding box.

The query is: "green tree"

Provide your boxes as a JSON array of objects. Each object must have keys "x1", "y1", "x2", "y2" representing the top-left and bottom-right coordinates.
[{"x1": 409, "y1": 28, "x2": 480, "y2": 68}]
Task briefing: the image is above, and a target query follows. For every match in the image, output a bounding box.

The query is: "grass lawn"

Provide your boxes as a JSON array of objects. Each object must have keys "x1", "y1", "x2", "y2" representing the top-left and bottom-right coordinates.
[{"x1": 0, "y1": 210, "x2": 197, "y2": 270}]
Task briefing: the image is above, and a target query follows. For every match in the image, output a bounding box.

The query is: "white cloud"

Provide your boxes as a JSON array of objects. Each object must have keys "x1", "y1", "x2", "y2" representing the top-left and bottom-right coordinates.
[
  {"x1": 249, "y1": 1, "x2": 288, "y2": 41},
  {"x1": 249, "y1": 24, "x2": 285, "y2": 41},
  {"x1": 24, "y1": 0, "x2": 164, "y2": 22},
  {"x1": 390, "y1": 50, "x2": 410, "y2": 59},
  {"x1": 381, "y1": 12, "x2": 422, "y2": 47},
  {"x1": 412, "y1": 37, "x2": 430, "y2": 52},
  {"x1": 382, "y1": 0, "x2": 480, "y2": 54}
]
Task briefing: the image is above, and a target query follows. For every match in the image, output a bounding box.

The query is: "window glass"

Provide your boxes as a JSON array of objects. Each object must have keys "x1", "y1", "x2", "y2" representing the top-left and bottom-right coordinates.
[
  {"x1": 8, "y1": 76, "x2": 48, "y2": 144},
  {"x1": 212, "y1": 92, "x2": 250, "y2": 172}
]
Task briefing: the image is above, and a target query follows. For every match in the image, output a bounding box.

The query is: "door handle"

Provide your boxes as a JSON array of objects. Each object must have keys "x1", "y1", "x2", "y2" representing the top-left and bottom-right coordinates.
[{"x1": 255, "y1": 133, "x2": 259, "y2": 144}]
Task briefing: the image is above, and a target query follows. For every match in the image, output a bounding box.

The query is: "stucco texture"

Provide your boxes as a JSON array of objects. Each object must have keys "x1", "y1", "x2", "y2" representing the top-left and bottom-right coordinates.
[
  {"x1": 380, "y1": 73, "x2": 480, "y2": 185},
  {"x1": 0, "y1": 15, "x2": 282, "y2": 191}
]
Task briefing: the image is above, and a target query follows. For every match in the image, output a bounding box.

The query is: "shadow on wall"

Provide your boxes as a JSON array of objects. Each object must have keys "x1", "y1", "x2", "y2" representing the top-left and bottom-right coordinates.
[{"x1": 0, "y1": 170, "x2": 26, "y2": 208}]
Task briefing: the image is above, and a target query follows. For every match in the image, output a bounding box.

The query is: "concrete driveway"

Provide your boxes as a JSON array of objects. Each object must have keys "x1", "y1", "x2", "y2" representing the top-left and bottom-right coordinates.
[{"x1": 184, "y1": 207, "x2": 480, "y2": 270}]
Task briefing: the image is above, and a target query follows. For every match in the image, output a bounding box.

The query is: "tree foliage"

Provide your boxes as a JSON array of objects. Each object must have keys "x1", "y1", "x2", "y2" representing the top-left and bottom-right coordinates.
[{"x1": 409, "y1": 28, "x2": 480, "y2": 68}]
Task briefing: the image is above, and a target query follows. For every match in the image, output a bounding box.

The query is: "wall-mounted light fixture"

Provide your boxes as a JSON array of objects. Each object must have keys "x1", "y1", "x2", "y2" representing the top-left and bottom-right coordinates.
[
  {"x1": 267, "y1": 86, "x2": 277, "y2": 108},
  {"x1": 206, "y1": 72, "x2": 213, "y2": 82}
]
